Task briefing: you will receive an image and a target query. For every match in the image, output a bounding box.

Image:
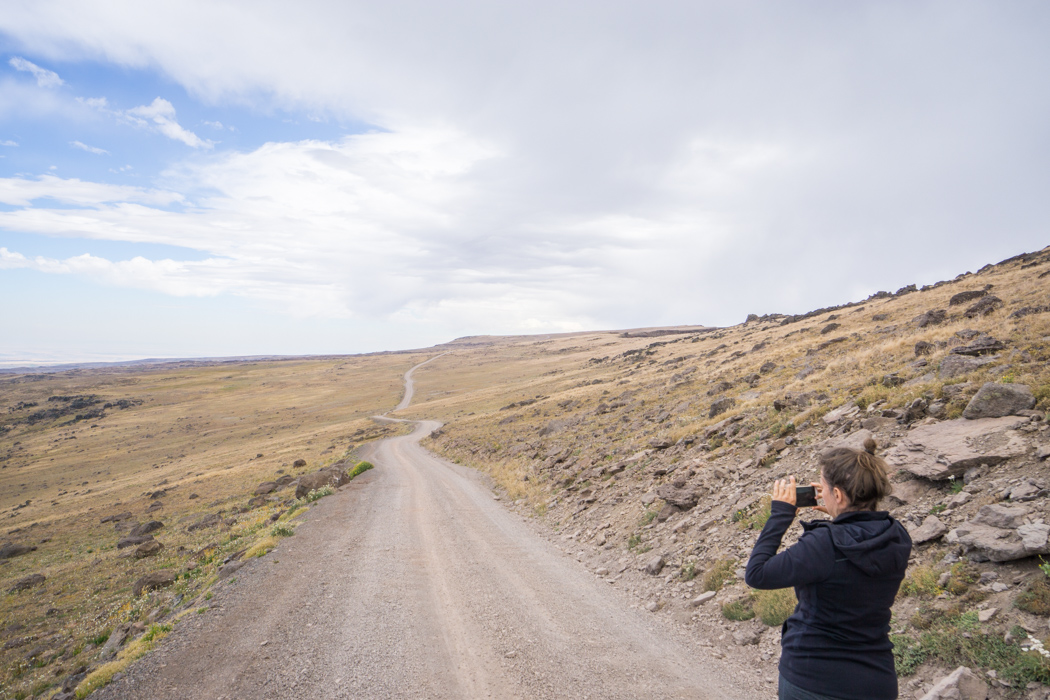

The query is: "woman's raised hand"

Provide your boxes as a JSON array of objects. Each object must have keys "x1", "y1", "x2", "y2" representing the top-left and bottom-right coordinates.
[{"x1": 772, "y1": 475, "x2": 797, "y2": 505}]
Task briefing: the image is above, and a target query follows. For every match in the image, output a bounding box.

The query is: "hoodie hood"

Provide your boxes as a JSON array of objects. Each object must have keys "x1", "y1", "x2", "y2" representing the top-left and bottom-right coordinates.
[{"x1": 804, "y1": 511, "x2": 912, "y2": 577}]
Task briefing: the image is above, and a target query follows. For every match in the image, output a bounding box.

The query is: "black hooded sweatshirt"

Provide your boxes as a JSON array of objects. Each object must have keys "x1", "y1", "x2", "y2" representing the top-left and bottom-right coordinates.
[{"x1": 745, "y1": 501, "x2": 912, "y2": 700}]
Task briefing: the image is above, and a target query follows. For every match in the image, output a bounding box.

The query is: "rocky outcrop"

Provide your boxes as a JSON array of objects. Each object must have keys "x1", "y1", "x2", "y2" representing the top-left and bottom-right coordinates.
[
  {"x1": 963, "y1": 295, "x2": 1003, "y2": 318},
  {"x1": 938, "y1": 355, "x2": 995, "y2": 379},
  {"x1": 128, "y1": 520, "x2": 164, "y2": 537},
  {"x1": 884, "y1": 417, "x2": 1027, "y2": 480},
  {"x1": 295, "y1": 465, "x2": 352, "y2": 499},
  {"x1": 947, "y1": 504, "x2": 1050, "y2": 562},
  {"x1": 949, "y1": 335, "x2": 1005, "y2": 356},
  {"x1": 187, "y1": 513, "x2": 223, "y2": 531},
  {"x1": 253, "y1": 481, "x2": 278, "y2": 496},
  {"x1": 655, "y1": 484, "x2": 700, "y2": 511},
  {"x1": 962, "y1": 382, "x2": 1035, "y2": 419},
  {"x1": 133, "y1": 540, "x2": 164, "y2": 558}
]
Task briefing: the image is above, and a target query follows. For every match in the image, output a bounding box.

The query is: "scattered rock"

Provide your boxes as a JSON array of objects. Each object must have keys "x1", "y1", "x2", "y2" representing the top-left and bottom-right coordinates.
[
  {"x1": 247, "y1": 496, "x2": 270, "y2": 509},
  {"x1": 1009, "y1": 304, "x2": 1050, "y2": 319},
  {"x1": 132, "y1": 571, "x2": 177, "y2": 596},
  {"x1": 254, "y1": 481, "x2": 278, "y2": 496},
  {"x1": 820, "y1": 323, "x2": 841, "y2": 335},
  {"x1": 914, "y1": 309, "x2": 947, "y2": 328},
  {"x1": 884, "y1": 416, "x2": 1027, "y2": 480},
  {"x1": 909, "y1": 516, "x2": 948, "y2": 544},
  {"x1": 822, "y1": 404, "x2": 860, "y2": 424},
  {"x1": 133, "y1": 540, "x2": 164, "y2": 559},
  {"x1": 963, "y1": 295, "x2": 1003, "y2": 318},
  {"x1": 0, "y1": 543, "x2": 37, "y2": 559},
  {"x1": 962, "y1": 382, "x2": 1035, "y2": 419},
  {"x1": 655, "y1": 484, "x2": 700, "y2": 511},
  {"x1": 644, "y1": 555, "x2": 666, "y2": 575},
  {"x1": 759, "y1": 361, "x2": 776, "y2": 374},
  {"x1": 292, "y1": 459, "x2": 307, "y2": 468},
  {"x1": 732, "y1": 624, "x2": 763, "y2": 646},
  {"x1": 918, "y1": 666, "x2": 987, "y2": 700},
  {"x1": 977, "y1": 608, "x2": 998, "y2": 623},
  {"x1": 128, "y1": 520, "x2": 164, "y2": 537},
  {"x1": 973, "y1": 504, "x2": 1028, "y2": 529},
  {"x1": 709, "y1": 397, "x2": 735, "y2": 419},
  {"x1": 950, "y1": 335, "x2": 1005, "y2": 356},
  {"x1": 914, "y1": 341, "x2": 934, "y2": 356},
  {"x1": 949, "y1": 290, "x2": 987, "y2": 306},
  {"x1": 690, "y1": 591, "x2": 717, "y2": 607},
  {"x1": 187, "y1": 514, "x2": 223, "y2": 531},
  {"x1": 116, "y1": 535, "x2": 154, "y2": 549},
  {"x1": 217, "y1": 560, "x2": 247, "y2": 580},
  {"x1": 99, "y1": 512, "x2": 133, "y2": 524},
  {"x1": 8, "y1": 573, "x2": 45, "y2": 593}
]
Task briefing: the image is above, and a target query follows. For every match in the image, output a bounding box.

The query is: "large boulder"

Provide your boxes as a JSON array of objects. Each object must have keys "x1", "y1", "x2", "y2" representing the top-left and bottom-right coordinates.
[
  {"x1": 947, "y1": 505, "x2": 1049, "y2": 562},
  {"x1": 964, "y1": 295, "x2": 1003, "y2": 318},
  {"x1": 948, "y1": 290, "x2": 987, "y2": 307},
  {"x1": 962, "y1": 382, "x2": 1036, "y2": 419},
  {"x1": 918, "y1": 666, "x2": 987, "y2": 700},
  {"x1": 950, "y1": 336, "x2": 1005, "y2": 356},
  {"x1": 883, "y1": 417, "x2": 1027, "y2": 480},
  {"x1": 187, "y1": 513, "x2": 222, "y2": 531},
  {"x1": 116, "y1": 535, "x2": 154, "y2": 549},
  {"x1": 295, "y1": 466, "x2": 351, "y2": 499},
  {"x1": 133, "y1": 540, "x2": 164, "y2": 559},
  {"x1": 709, "y1": 397, "x2": 735, "y2": 419}
]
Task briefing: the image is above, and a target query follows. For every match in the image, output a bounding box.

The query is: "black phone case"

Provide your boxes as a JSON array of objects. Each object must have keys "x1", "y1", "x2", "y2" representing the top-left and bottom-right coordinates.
[{"x1": 795, "y1": 486, "x2": 817, "y2": 507}]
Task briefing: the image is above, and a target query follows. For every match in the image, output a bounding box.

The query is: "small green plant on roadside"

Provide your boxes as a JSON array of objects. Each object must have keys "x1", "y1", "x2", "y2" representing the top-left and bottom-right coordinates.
[
  {"x1": 1038, "y1": 556, "x2": 1050, "y2": 579},
  {"x1": 196, "y1": 606, "x2": 207, "y2": 614},
  {"x1": 681, "y1": 560, "x2": 698, "y2": 581},
  {"x1": 627, "y1": 533, "x2": 643, "y2": 551},
  {"x1": 640, "y1": 508, "x2": 657, "y2": 526},
  {"x1": 270, "y1": 523, "x2": 294, "y2": 537},
  {"x1": 945, "y1": 561, "x2": 980, "y2": 597},
  {"x1": 349, "y1": 460, "x2": 374, "y2": 479},
  {"x1": 89, "y1": 630, "x2": 111, "y2": 646},
  {"x1": 744, "y1": 496, "x2": 772, "y2": 530},
  {"x1": 899, "y1": 565, "x2": 942, "y2": 599},
  {"x1": 204, "y1": 591, "x2": 213, "y2": 600},
  {"x1": 304, "y1": 485, "x2": 334, "y2": 502},
  {"x1": 721, "y1": 598, "x2": 756, "y2": 621},
  {"x1": 929, "y1": 504, "x2": 947, "y2": 515},
  {"x1": 948, "y1": 476, "x2": 964, "y2": 494},
  {"x1": 703, "y1": 558, "x2": 737, "y2": 592},
  {"x1": 753, "y1": 588, "x2": 797, "y2": 626}
]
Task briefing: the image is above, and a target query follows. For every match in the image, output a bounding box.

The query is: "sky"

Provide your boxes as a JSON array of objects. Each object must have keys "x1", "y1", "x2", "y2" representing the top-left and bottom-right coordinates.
[{"x1": 1, "y1": 2, "x2": 1048, "y2": 366}]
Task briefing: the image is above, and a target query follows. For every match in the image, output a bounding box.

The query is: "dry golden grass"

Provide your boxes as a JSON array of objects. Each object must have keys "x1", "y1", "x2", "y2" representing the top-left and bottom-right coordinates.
[{"x1": 0, "y1": 353, "x2": 423, "y2": 698}]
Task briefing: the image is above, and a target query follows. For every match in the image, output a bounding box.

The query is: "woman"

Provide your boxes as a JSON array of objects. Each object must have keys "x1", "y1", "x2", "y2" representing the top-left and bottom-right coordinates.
[{"x1": 745, "y1": 438, "x2": 912, "y2": 700}]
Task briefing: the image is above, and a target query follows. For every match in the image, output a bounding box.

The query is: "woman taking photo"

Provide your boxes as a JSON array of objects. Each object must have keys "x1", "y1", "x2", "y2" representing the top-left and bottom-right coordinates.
[{"x1": 745, "y1": 439, "x2": 912, "y2": 700}]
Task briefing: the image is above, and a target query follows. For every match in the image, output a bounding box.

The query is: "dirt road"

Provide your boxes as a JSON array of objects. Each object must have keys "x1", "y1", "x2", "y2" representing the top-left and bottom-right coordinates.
[{"x1": 97, "y1": 359, "x2": 755, "y2": 699}]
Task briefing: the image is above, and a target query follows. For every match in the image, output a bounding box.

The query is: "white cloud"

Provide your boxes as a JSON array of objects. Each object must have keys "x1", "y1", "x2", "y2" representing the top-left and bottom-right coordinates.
[
  {"x1": 203, "y1": 120, "x2": 223, "y2": 129},
  {"x1": 0, "y1": 174, "x2": 182, "y2": 207},
  {"x1": 124, "y1": 97, "x2": 211, "y2": 149},
  {"x1": 0, "y1": 140, "x2": 17, "y2": 146},
  {"x1": 70, "y1": 140, "x2": 109, "y2": 155},
  {"x1": 8, "y1": 56, "x2": 64, "y2": 88},
  {"x1": 76, "y1": 96, "x2": 108, "y2": 109}
]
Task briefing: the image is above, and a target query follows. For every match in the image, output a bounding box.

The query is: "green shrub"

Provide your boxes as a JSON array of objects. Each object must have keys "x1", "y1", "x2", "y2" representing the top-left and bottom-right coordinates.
[
  {"x1": 721, "y1": 599, "x2": 756, "y2": 621},
  {"x1": 349, "y1": 460, "x2": 374, "y2": 479},
  {"x1": 270, "y1": 523, "x2": 294, "y2": 538},
  {"x1": 1015, "y1": 577, "x2": 1050, "y2": 616},
  {"x1": 892, "y1": 611, "x2": 1050, "y2": 685},
  {"x1": 640, "y1": 508, "x2": 657, "y2": 525},
  {"x1": 90, "y1": 630, "x2": 111, "y2": 646},
  {"x1": 703, "y1": 558, "x2": 737, "y2": 592},
  {"x1": 681, "y1": 561, "x2": 698, "y2": 581},
  {"x1": 899, "y1": 565, "x2": 942, "y2": 599},
  {"x1": 753, "y1": 588, "x2": 797, "y2": 626}
]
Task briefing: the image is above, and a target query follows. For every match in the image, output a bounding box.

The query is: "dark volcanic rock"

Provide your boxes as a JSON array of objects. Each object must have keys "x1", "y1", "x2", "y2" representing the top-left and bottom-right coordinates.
[
  {"x1": 963, "y1": 295, "x2": 1003, "y2": 318},
  {"x1": 8, "y1": 573, "x2": 45, "y2": 593},
  {"x1": 133, "y1": 540, "x2": 164, "y2": 559},
  {"x1": 950, "y1": 336, "x2": 1005, "y2": 356},
  {"x1": 709, "y1": 396, "x2": 735, "y2": 419},
  {"x1": 128, "y1": 520, "x2": 164, "y2": 537},
  {"x1": 253, "y1": 481, "x2": 278, "y2": 496},
  {"x1": 913, "y1": 309, "x2": 946, "y2": 328},
  {"x1": 0, "y1": 543, "x2": 37, "y2": 559},
  {"x1": 948, "y1": 290, "x2": 987, "y2": 306},
  {"x1": 187, "y1": 514, "x2": 222, "y2": 532},
  {"x1": 117, "y1": 535, "x2": 154, "y2": 549},
  {"x1": 132, "y1": 571, "x2": 176, "y2": 596}
]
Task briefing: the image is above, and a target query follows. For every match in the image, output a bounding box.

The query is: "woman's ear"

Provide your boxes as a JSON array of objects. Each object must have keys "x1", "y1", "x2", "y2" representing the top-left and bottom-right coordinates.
[{"x1": 833, "y1": 486, "x2": 847, "y2": 506}]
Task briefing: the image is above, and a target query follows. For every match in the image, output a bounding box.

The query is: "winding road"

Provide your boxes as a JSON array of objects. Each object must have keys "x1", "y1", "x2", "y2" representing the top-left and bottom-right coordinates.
[{"x1": 98, "y1": 357, "x2": 749, "y2": 699}]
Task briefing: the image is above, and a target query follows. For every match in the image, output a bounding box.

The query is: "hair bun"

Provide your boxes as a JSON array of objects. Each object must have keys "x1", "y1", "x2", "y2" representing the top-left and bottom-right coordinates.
[{"x1": 863, "y1": 437, "x2": 877, "y2": 455}]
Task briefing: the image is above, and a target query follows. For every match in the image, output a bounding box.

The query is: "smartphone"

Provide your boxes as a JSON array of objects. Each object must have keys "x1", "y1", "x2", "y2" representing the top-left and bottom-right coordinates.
[{"x1": 795, "y1": 486, "x2": 818, "y2": 508}]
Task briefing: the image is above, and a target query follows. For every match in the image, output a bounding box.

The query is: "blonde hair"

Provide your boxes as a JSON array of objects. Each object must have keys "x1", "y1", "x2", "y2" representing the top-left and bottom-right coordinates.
[{"x1": 820, "y1": 438, "x2": 892, "y2": 511}]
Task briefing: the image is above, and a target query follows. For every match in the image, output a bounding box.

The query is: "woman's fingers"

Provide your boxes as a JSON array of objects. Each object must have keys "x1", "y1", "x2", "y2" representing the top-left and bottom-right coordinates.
[{"x1": 771, "y1": 477, "x2": 797, "y2": 505}]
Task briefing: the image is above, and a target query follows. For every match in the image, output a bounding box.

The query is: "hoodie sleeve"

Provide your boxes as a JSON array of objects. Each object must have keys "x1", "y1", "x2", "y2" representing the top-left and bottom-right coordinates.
[{"x1": 745, "y1": 501, "x2": 834, "y2": 590}]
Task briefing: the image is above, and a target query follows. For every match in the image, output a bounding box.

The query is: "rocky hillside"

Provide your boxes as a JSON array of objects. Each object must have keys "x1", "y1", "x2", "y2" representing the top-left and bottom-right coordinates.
[{"x1": 425, "y1": 247, "x2": 1050, "y2": 698}]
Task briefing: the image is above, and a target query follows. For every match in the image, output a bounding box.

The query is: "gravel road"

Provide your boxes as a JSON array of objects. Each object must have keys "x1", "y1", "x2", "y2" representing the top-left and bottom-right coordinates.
[{"x1": 97, "y1": 359, "x2": 757, "y2": 699}]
